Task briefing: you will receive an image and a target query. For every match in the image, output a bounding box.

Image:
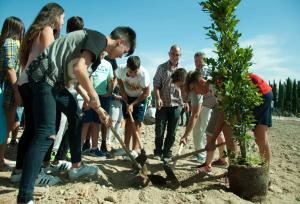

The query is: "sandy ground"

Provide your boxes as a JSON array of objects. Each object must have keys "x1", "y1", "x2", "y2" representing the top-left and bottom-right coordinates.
[{"x1": 0, "y1": 118, "x2": 300, "y2": 204}]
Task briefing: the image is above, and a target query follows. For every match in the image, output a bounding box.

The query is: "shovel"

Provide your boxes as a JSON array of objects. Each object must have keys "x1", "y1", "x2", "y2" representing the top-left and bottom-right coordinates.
[
  {"x1": 163, "y1": 142, "x2": 226, "y2": 188},
  {"x1": 170, "y1": 142, "x2": 226, "y2": 164},
  {"x1": 171, "y1": 143, "x2": 184, "y2": 168},
  {"x1": 95, "y1": 107, "x2": 142, "y2": 170},
  {"x1": 96, "y1": 107, "x2": 167, "y2": 186},
  {"x1": 162, "y1": 143, "x2": 184, "y2": 188}
]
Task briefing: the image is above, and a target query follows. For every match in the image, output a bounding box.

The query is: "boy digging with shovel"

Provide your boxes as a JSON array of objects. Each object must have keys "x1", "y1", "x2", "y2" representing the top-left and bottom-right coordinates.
[{"x1": 116, "y1": 56, "x2": 150, "y2": 161}]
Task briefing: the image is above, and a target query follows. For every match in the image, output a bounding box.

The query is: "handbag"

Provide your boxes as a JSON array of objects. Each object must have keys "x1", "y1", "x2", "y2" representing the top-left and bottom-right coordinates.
[{"x1": 143, "y1": 107, "x2": 156, "y2": 125}]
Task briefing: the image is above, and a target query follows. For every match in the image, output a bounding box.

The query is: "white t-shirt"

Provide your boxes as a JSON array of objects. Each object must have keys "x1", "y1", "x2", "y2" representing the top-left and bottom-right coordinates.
[{"x1": 116, "y1": 64, "x2": 150, "y2": 97}]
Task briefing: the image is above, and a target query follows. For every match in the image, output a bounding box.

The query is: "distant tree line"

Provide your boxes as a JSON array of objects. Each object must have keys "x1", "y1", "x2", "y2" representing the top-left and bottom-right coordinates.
[{"x1": 270, "y1": 78, "x2": 300, "y2": 117}]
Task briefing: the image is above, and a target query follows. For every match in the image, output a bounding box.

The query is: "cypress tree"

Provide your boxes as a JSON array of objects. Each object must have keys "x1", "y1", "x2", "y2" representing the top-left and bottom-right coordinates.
[
  {"x1": 285, "y1": 78, "x2": 292, "y2": 113},
  {"x1": 272, "y1": 80, "x2": 277, "y2": 109},
  {"x1": 278, "y1": 80, "x2": 284, "y2": 113},
  {"x1": 292, "y1": 79, "x2": 298, "y2": 114},
  {"x1": 298, "y1": 81, "x2": 300, "y2": 115}
]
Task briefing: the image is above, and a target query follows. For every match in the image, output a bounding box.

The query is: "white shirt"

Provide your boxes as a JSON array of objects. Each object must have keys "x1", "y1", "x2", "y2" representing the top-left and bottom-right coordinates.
[{"x1": 116, "y1": 64, "x2": 150, "y2": 97}]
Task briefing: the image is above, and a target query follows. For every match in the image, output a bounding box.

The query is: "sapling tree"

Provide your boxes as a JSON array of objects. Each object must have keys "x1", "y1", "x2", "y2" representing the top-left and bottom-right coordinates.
[{"x1": 200, "y1": 0, "x2": 263, "y2": 164}]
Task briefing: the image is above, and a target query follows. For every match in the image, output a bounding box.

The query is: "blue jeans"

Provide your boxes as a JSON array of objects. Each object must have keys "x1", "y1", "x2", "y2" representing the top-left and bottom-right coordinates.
[
  {"x1": 18, "y1": 81, "x2": 56, "y2": 202},
  {"x1": 16, "y1": 83, "x2": 34, "y2": 169},
  {"x1": 154, "y1": 106, "x2": 181, "y2": 157},
  {"x1": 54, "y1": 87, "x2": 82, "y2": 162},
  {"x1": 17, "y1": 82, "x2": 82, "y2": 202}
]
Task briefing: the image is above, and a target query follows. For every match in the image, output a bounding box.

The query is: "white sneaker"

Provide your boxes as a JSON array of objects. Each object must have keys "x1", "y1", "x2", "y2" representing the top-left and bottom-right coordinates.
[
  {"x1": 50, "y1": 160, "x2": 72, "y2": 172},
  {"x1": 5, "y1": 159, "x2": 16, "y2": 167},
  {"x1": 10, "y1": 169, "x2": 22, "y2": 183},
  {"x1": 35, "y1": 170, "x2": 62, "y2": 186},
  {"x1": 68, "y1": 164, "x2": 98, "y2": 180},
  {"x1": 123, "y1": 150, "x2": 139, "y2": 161}
]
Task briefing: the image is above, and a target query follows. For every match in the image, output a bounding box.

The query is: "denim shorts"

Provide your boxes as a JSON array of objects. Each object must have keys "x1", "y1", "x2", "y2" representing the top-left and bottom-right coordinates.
[
  {"x1": 254, "y1": 91, "x2": 273, "y2": 127},
  {"x1": 81, "y1": 95, "x2": 111, "y2": 124},
  {"x1": 122, "y1": 95, "x2": 146, "y2": 122}
]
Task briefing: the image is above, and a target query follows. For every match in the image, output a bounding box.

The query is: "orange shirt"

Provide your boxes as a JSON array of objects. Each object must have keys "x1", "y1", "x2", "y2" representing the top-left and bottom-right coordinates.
[{"x1": 249, "y1": 73, "x2": 272, "y2": 95}]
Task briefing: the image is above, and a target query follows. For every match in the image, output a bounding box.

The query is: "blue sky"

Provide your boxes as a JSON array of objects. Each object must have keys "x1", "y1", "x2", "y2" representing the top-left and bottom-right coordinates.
[{"x1": 1, "y1": 0, "x2": 299, "y2": 84}]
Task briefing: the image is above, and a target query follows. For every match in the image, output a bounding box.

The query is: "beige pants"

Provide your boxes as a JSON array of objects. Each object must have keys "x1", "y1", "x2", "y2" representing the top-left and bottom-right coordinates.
[{"x1": 192, "y1": 106, "x2": 211, "y2": 157}]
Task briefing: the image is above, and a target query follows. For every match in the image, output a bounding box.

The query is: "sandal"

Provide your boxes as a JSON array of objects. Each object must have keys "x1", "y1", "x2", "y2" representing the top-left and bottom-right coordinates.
[
  {"x1": 211, "y1": 159, "x2": 228, "y2": 166},
  {"x1": 195, "y1": 163, "x2": 212, "y2": 173}
]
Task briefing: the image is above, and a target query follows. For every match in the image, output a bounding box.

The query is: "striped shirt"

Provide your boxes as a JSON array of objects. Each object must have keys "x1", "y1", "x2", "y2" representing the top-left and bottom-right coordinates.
[{"x1": 153, "y1": 61, "x2": 184, "y2": 107}]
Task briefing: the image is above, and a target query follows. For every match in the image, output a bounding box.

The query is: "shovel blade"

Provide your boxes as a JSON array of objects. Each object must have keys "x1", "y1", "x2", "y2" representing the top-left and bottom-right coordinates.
[
  {"x1": 136, "y1": 149, "x2": 147, "y2": 167},
  {"x1": 163, "y1": 162, "x2": 180, "y2": 188},
  {"x1": 148, "y1": 174, "x2": 167, "y2": 186}
]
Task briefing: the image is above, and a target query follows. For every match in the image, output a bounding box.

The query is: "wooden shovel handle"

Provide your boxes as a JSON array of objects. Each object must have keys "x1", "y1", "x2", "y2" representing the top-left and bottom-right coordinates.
[
  {"x1": 171, "y1": 142, "x2": 226, "y2": 162},
  {"x1": 177, "y1": 143, "x2": 184, "y2": 155},
  {"x1": 171, "y1": 143, "x2": 185, "y2": 168}
]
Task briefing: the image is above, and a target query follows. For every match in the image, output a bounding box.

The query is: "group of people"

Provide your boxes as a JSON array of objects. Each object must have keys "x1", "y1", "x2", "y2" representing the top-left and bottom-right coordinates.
[{"x1": 0, "y1": 2, "x2": 273, "y2": 204}]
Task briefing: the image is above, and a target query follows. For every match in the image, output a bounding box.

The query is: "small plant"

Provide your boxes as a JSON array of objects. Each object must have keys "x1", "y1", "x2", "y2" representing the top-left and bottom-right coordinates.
[{"x1": 200, "y1": 0, "x2": 263, "y2": 165}]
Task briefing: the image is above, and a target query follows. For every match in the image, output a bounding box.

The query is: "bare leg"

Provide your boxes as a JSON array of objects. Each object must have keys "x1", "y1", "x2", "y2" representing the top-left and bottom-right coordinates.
[
  {"x1": 81, "y1": 123, "x2": 91, "y2": 147},
  {"x1": 205, "y1": 136, "x2": 215, "y2": 167},
  {"x1": 124, "y1": 119, "x2": 132, "y2": 149},
  {"x1": 216, "y1": 133, "x2": 226, "y2": 160},
  {"x1": 222, "y1": 124, "x2": 237, "y2": 154},
  {"x1": 91, "y1": 123, "x2": 100, "y2": 149},
  {"x1": 254, "y1": 124, "x2": 271, "y2": 163},
  {"x1": 132, "y1": 121, "x2": 142, "y2": 151},
  {"x1": 11, "y1": 121, "x2": 20, "y2": 142},
  {"x1": 0, "y1": 107, "x2": 16, "y2": 165}
]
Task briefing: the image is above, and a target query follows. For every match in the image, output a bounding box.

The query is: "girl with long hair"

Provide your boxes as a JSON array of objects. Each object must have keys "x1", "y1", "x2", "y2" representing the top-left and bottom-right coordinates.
[
  {"x1": 12, "y1": 2, "x2": 64, "y2": 187},
  {"x1": 0, "y1": 16, "x2": 25, "y2": 170}
]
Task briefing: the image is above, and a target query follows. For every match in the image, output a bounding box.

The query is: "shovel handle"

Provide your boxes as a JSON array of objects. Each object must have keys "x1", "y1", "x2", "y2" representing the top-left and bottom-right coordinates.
[
  {"x1": 171, "y1": 143, "x2": 185, "y2": 168},
  {"x1": 96, "y1": 107, "x2": 141, "y2": 170},
  {"x1": 171, "y1": 142, "x2": 226, "y2": 162},
  {"x1": 177, "y1": 143, "x2": 184, "y2": 155}
]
